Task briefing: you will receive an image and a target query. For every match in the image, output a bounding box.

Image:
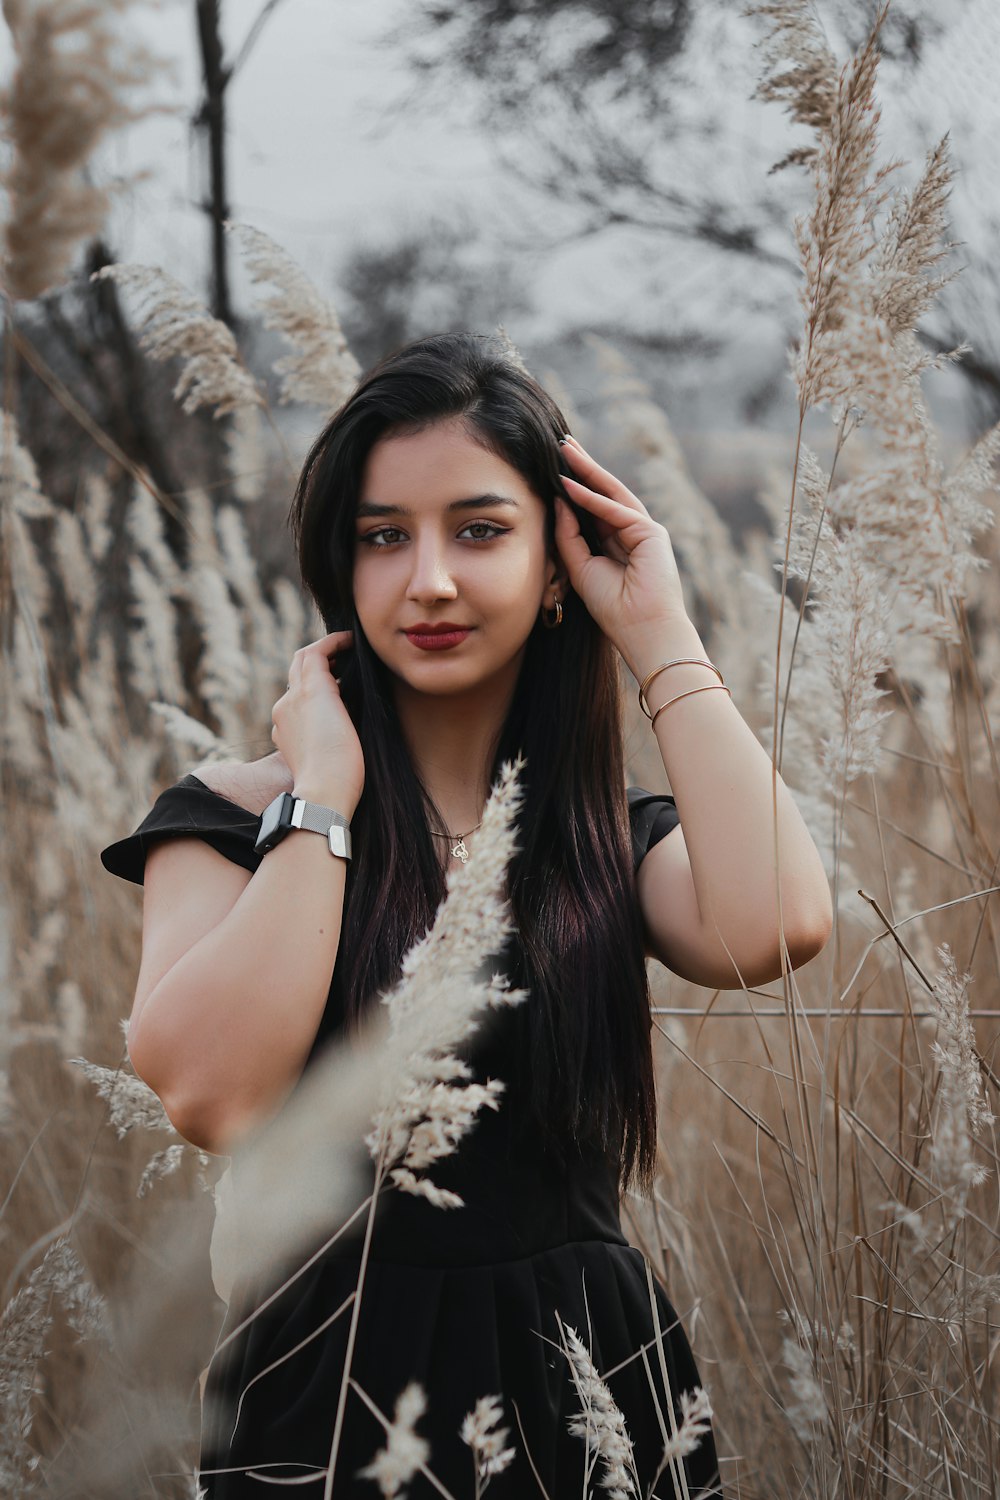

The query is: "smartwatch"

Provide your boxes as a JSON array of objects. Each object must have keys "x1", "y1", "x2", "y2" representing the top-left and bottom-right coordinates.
[{"x1": 254, "y1": 792, "x2": 352, "y2": 861}]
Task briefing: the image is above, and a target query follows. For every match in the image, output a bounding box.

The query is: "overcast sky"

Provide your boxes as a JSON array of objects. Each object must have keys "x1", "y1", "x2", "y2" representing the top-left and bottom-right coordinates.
[
  {"x1": 88, "y1": 2, "x2": 999, "y2": 349},
  {"x1": 104, "y1": 0, "x2": 546, "y2": 327},
  {"x1": 3, "y1": 0, "x2": 999, "y2": 416}
]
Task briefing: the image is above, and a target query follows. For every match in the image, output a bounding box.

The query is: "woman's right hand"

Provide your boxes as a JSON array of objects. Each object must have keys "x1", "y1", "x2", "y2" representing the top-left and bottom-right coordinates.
[{"x1": 270, "y1": 630, "x2": 365, "y2": 811}]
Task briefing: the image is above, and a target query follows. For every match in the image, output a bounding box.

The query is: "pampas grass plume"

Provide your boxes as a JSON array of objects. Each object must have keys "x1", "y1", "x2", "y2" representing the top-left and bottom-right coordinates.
[
  {"x1": 355, "y1": 1381, "x2": 429, "y2": 1498},
  {"x1": 560, "y1": 1318, "x2": 640, "y2": 1499},
  {"x1": 92, "y1": 263, "x2": 262, "y2": 417},
  {"x1": 460, "y1": 1394, "x2": 516, "y2": 1489},
  {"x1": 0, "y1": 0, "x2": 169, "y2": 301},
  {"x1": 226, "y1": 220, "x2": 361, "y2": 409}
]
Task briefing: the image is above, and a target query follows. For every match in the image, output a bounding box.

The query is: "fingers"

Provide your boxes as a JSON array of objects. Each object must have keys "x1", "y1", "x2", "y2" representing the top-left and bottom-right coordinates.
[
  {"x1": 560, "y1": 475, "x2": 651, "y2": 560},
  {"x1": 561, "y1": 436, "x2": 646, "y2": 515},
  {"x1": 553, "y1": 493, "x2": 595, "y2": 576},
  {"x1": 274, "y1": 629, "x2": 354, "y2": 742},
  {"x1": 560, "y1": 473, "x2": 642, "y2": 522},
  {"x1": 288, "y1": 629, "x2": 354, "y2": 689}
]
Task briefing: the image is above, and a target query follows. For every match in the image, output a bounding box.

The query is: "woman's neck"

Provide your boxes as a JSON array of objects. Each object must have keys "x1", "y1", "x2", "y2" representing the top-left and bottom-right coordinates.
[{"x1": 394, "y1": 669, "x2": 517, "y2": 834}]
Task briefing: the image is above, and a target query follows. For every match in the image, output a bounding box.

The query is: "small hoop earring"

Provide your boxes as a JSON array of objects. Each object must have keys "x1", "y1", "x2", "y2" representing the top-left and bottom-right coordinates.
[{"x1": 541, "y1": 597, "x2": 563, "y2": 629}]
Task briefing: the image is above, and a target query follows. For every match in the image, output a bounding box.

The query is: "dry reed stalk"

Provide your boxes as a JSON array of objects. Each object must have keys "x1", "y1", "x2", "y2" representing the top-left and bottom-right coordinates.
[
  {"x1": 90, "y1": 264, "x2": 263, "y2": 418},
  {"x1": 0, "y1": 412, "x2": 55, "y2": 644},
  {"x1": 226, "y1": 220, "x2": 362, "y2": 410},
  {"x1": 460, "y1": 1394, "x2": 517, "y2": 1494},
  {"x1": 323, "y1": 759, "x2": 528, "y2": 1495},
  {"x1": 0, "y1": 741, "x2": 531, "y2": 1493},
  {"x1": 0, "y1": 79, "x2": 359, "y2": 1488},
  {"x1": 68, "y1": 1021, "x2": 215, "y2": 1198},
  {"x1": 556, "y1": 1313, "x2": 643, "y2": 1499},
  {"x1": 492, "y1": 323, "x2": 531, "y2": 378},
  {"x1": 164, "y1": 758, "x2": 530, "y2": 1310},
  {"x1": 743, "y1": 0, "x2": 998, "y2": 904},
  {"x1": 355, "y1": 1380, "x2": 431, "y2": 1498},
  {"x1": 0, "y1": 1236, "x2": 110, "y2": 1491},
  {"x1": 606, "y1": 3, "x2": 1000, "y2": 1493},
  {"x1": 0, "y1": 0, "x2": 168, "y2": 301},
  {"x1": 585, "y1": 333, "x2": 743, "y2": 623},
  {"x1": 225, "y1": 403, "x2": 266, "y2": 504},
  {"x1": 1, "y1": 351, "x2": 312, "y2": 1487},
  {"x1": 364, "y1": 755, "x2": 529, "y2": 1204},
  {"x1": 347, "y1": 1378, "x2": 464, "y2": 1499}
]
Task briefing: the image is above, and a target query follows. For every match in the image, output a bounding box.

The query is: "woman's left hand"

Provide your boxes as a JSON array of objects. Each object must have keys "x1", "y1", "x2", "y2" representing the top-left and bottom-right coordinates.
[{"x1": 554, "y1": 435, "x2": 689, "y2": 659}]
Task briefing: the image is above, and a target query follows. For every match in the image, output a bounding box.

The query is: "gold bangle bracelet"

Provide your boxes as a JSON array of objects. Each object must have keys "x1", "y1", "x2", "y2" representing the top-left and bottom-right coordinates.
[
  {"x1": 649, "y1": 682, "x2": 733, "y2": 731},
  {"x1": 638, "y1": 658, "x2": 725, "y2": 718}
]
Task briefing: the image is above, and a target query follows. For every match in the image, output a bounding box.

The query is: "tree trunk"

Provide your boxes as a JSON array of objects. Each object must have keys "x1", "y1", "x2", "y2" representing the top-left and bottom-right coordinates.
[{"x1": 194, "y1": 0, "x2": 235, "y2": 329}]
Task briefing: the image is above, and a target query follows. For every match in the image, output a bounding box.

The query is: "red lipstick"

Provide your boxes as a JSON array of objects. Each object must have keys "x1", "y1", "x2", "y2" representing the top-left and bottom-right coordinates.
[{"x1": 404, "y1": 623, "x2": 473, "y2": 650}]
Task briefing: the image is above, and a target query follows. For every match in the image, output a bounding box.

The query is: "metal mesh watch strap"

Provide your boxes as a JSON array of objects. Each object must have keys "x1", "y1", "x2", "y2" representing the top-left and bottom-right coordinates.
[{"x1": 290, "y1": 797, "x2": 352, "y2": 860}]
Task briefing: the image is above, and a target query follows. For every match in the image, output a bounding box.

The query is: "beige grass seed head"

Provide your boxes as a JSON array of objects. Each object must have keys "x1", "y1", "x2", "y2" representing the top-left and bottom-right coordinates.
[
  {"x1": 460, "y1": 1393, "x2": 517, "y2": 1481},
  {"x1": 0, "y1": 0, "x2": 171, "y2": 301},
  {"x1": 355, "y1": 1380, "x2": 429, "y2": 1499},
  {"x1": 91, "y1": 263, "x2": 262, "y2": 417},
  {"x1": 560, "y1": 1319, "x2": 640, "y2": 1499},
  {"x1": 226, "y1": 220, "x2": 361, "y2": 409}
]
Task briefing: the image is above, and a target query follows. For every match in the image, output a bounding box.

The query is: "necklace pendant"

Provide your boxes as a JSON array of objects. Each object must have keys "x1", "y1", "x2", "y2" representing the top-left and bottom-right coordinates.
[{"x1": 452, "y1": 837, "x2": 470, "y2": 863}]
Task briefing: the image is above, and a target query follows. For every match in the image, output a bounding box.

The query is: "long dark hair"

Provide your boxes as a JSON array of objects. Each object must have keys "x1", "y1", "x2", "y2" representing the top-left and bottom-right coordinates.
[{"x1": 287, "y1": 331, "x2": 658, "y2": 1194}]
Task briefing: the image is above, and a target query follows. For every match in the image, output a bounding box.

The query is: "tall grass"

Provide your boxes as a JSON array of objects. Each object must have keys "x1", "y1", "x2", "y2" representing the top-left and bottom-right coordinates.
[{"x1": 1, "y1": 0, "x2": 998, "y2": 1495}]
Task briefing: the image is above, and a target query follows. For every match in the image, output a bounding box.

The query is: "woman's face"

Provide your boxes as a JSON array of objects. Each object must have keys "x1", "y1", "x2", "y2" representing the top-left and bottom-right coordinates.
[{"x1": 353, "y1": 416, "x2": 565, "y2": 699}]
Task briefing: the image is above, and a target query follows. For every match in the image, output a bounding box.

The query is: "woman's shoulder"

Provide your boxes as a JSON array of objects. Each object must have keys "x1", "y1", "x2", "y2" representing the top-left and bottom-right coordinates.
[{"x1": 189, "y1": 752, "x2": 294, "y2": 816}]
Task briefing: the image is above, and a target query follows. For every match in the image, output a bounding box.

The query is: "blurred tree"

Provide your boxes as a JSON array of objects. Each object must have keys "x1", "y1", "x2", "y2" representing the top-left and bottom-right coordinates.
[
  {"x1": 384, "y1": 0, "x2": 943, "y2": 256},
  {"x1": 380, "y1": 0, "x2": 1000, "y2": 422},
  {"x1": 335, "y1": 214, "x2": 534, "y2": 373},
  {"x1": 384, "y1": 0, "x2": 776, "y2": 263},
  {"x1": 398, "y1": 0, "x2": 693, "y2": 115}
]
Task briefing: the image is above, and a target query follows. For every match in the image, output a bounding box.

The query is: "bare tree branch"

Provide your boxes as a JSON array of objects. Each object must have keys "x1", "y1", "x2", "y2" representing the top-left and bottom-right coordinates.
[{"x1": 229, "y1": 0, "x2": 287, "y2": 80}]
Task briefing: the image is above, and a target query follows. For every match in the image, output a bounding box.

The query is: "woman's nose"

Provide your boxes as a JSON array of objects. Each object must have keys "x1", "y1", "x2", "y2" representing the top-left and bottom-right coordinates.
[{"x1": 406, "y1": 538, "x2": 458, "y2": 599}]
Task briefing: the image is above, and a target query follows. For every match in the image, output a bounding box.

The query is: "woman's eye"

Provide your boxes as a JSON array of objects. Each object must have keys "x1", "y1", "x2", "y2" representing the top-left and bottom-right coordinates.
[
  {"x1": 462, "y1": 521, "x2": 507, "y2": 542},
  {"x1": 363, "y1": 527, "x2": 404, "y2": 547},
  {"x1": 360, "y1": 522, "x2": 509, "y2": 548}
]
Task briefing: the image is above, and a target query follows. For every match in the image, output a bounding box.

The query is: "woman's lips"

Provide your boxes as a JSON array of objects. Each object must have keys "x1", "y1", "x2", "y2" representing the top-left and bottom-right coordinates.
[{"x1": 404, "y1": 628, "x2": 473, "y2": 650}]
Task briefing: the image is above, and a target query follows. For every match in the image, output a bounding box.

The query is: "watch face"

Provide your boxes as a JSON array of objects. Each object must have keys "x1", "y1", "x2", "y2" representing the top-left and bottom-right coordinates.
[{"x1": 254, "y1": 791, "x2": 294, "y2": 852}]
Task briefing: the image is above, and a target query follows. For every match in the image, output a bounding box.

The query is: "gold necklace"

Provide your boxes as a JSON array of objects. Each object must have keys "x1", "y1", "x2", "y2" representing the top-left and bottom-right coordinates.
[{"x1": 429, "y1": 819, "x2": 483, "y2": 863}]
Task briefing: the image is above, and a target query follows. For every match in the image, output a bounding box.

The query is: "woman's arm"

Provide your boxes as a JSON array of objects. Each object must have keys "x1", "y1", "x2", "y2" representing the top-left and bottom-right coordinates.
[
  {"x1": 627, "y1": 613, "x2": 834, "y2": 987},
  {"x1": 129, "y1": 767, "x2": 359, "y2": 1154},
  {"x1": 550, "y1": 434, "x2": 832, "y2": 989}
]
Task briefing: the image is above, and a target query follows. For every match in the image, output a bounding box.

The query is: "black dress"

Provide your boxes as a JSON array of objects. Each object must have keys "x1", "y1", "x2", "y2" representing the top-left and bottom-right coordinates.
[{"x1": 100, "y1": 775, "x2": 724, "y2": 1499}]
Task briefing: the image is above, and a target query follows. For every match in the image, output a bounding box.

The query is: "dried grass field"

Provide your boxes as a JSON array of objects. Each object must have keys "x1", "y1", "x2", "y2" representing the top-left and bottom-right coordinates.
[{"x1": 1, "y1": 2, "x2": 999, "y2": 1497}]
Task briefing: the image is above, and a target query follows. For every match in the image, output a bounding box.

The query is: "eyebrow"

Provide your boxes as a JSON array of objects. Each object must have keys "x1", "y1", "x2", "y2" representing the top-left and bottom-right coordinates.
[{"x1": 355, "y1": 493, "x2": 521, "y2": 519}]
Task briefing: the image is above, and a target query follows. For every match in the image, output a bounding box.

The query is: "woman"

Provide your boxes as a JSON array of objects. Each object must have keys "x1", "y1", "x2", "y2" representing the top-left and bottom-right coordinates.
[{"x1": 101, "y1": 331, "x2": 833, "y2": 1496}]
